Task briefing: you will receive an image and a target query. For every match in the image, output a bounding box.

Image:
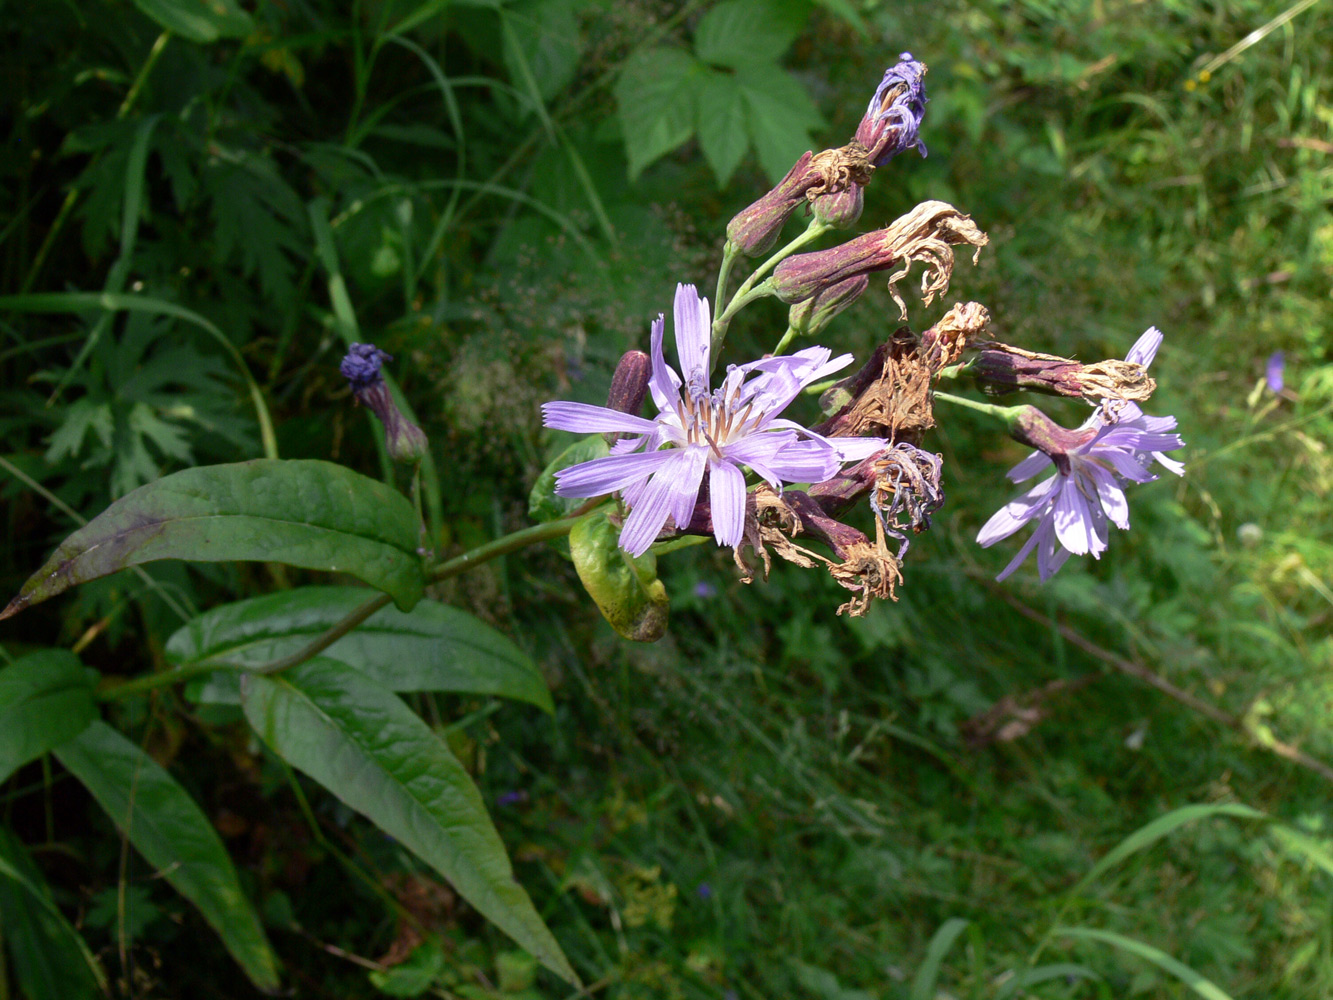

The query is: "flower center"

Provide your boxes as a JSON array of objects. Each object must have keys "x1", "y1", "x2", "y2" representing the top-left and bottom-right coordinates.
[{"x1": 677, "y1": 383, "x2": 759, "y2": 457}]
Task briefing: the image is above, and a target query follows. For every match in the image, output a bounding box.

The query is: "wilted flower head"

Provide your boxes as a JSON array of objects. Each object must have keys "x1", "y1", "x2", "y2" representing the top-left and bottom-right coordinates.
[
  {"x1": 543, "y1": 284, "x2": 886, "y2": 556},
  {"x1": 977, "y1": 328, "x2": 1185, "y2": 581},
  {"x1": 339, "y1": 342, "x2": 429, "y2": 463},
  {"x1": 854, "y1": 52, "x2": 928, "y2": 165}
]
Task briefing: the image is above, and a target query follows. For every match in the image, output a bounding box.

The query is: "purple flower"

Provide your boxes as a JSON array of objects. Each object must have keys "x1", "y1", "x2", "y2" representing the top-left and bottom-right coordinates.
[
  {"x1": 977, "y1": 328, "x2": 1185, "y2": 581},
  {"x1": 1266, "y1": 351, "x2": 1285, "y2": 393},
  {"x1": 542, "y1": 284, "x2": 885, "y2": 557},
  {"x1": 340, "y1": 342, "x2": 429, "y2": 463},
  {"x1": 854, "y1": 52, "x2": 928, "y2": 165},
  {"x1": 340, "y1": 342, "x2": 391, "y2": 390}
]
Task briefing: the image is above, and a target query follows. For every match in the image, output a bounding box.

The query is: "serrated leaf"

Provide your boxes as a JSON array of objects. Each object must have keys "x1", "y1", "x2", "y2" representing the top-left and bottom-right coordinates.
[
  {"x1": 502, "y1": 0, "x2": 582, "y2": 104},
  {"x1": 0, "y1": 826, "x2": 107, "y2": 1000},
  {"x1": 165, "y1": 587, "x2": 552, "y2": 713},
  {"x1": 131, "y1": 0, "x2": 254, "y2": 43},
  {"x1": 529, "y1": 436, "x2": 610, "y2": 522},
  {"x1": 569, "y1": 512, "x2": 668, "y2": 642},
  {"x1": 694, "y1": 0, "x2": 806, "y2": 69},
  {"x1": 737, "y1": 64, "x2": 824, "y2": 181},
  {"x1": 696, "y1": 70, "x2": 750, "y2": 187},
  {"x1": 55, "y1": 722, "x2": 280, "y2": 993},
  {"x1": 241, "y1": 659, "x2": 577, "y2": 984},
  {"x1": 0, "y1": 650, "x2": 97, "y2": 784},
  {"x1": 3, "y1": 460, "x2": 426, "y2": 619},
  {"x1": 614, "y1": 47, "x2": 702, "y2": 180}
]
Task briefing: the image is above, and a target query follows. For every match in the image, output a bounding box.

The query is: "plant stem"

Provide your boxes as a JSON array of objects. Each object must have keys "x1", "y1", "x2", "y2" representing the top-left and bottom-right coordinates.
[
  {"x1": 710, "y1": 219, "x2": 830, "y2": 364},
  {"x1": 428, "y1": 516, "x2": 581, "y2": 583},
  {"x1": 772, "y1": 326, "x2": 798, "y2": 356},
  {"x1": 932, "y1": 389, "x2": 1018, "y2": 422},
  {"x1": 714, "y1": 240, "x2": 738, "y2": 318}
]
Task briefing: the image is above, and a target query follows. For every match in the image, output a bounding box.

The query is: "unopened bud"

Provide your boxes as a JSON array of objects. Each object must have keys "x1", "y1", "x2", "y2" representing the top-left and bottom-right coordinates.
[
  {"x1": 810, "y1": 181, "x2": 864, "y2": 230},
  {"x1": 787, "y1": 274, "x2": 868, "y2": 339},
  {"x1": 340, "y1": 342, "x2": 430, "y2": 464},
  {"x1": 854, "y1": 53, "x2": 928, "y2": 166},
  {"x1": 727, "y1": 147, "x2": 875, "y2": 257},
  {"x1": 603, "y1": 349, "x2": 651, "y2": 446},
  {"x1": 971, "y1": 342, "x2": 1156, "y2": 404}
]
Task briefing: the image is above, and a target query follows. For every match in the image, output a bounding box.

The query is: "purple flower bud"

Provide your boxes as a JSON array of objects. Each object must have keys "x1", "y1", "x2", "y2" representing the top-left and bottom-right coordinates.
[
  {"x1": 340, "y1": 342, "x2": 430, "y2": 464},
  {"x1": 727, "y1": 148, "x2": 875, "y2": 257},
  {"x1": 787, "y1": 274, "x2": 869, "y2": 339},
  {"x1": 810, "y1": 180, "x2": 864, "y2": 230},
  {"x1": 1266, "y1": 351, "x2": 1285, "y2": 393},
  {"x1": 605, "y1": 350, "x2": 651, "y2": 428},
  {"x1": 970, "y1": 343, "x2": 1156, "y2": 404},
  {"x1": 854, "y1": 53, "x2": 928, "y2": 166}
]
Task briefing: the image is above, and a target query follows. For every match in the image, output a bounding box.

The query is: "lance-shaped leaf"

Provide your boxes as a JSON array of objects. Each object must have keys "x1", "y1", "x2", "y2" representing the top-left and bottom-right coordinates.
[
  {"x1": 241, "y1": 659, "x2": 576, "y2": 984},
  {"x1": 570, "y1": 512, "x2": 668, "y2": 642},
  {"x1": 165, "y1": 587, "x2": 552, "y2": 712},
  {"x1": 0, "y1": 826, "x2": 107, "y2": 1000},
  {"x1": 54, "y1": 722, "x2": 281, "y2": 993},
  {"x1": 3, "y1": 459, "x2": 426, "y2": 619},
  {"x1": 131, "y1": 0, "x2": 254, "y2": 43},
  {"x1": 0, "y1": 650, "x2": 97, "y2": 783}
]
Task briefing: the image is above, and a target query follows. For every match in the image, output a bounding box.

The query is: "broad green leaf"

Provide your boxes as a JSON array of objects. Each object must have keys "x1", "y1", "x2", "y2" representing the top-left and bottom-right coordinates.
[
  {"x1": 0, "y1": 827, "x2": 107, "y2": 1000},
  {"x1": 737, "y1": 64, "x2": 824, "y2": 181},
  {"x1": 54, "y1": 722, "x2": 280, "y2": 992},
  {"x1": 909, "y1": 917, "x2": 969, "y2": 1000},
  {"x1": 697, "y1": 70, "x2": 750, "y2": 187},
  {"x1": 131, "y1": 0, "x2": 254, "y2": 43},
  {"x1": 166, "y1": 587, "x2": 552, "y2": 713},
  {"x1": 0, "y1": 650, "x2": 97, "y2": 783},
  {"x1": 529, "y1": 436, "x2": 609, "y2": 522},
  {"x1": 241, "y1": 659, "x2": 577, "y2": 984},
  {"x1": 2, "y1": 459, "x2": 426, "y2": 619},
  {"x1": 569, "y1": 512, "x2": 668, "y2": 642},
  {"x1": 1069, "y1": 802, "x2": 1267, "y2": 898},
  {"x1": 614, "y1": 47, "x2": 702, "y2": 180},
  {"x1": 1054, "y1": 927, "x2": 1236, "y2": 1000},
  {"x1": 694, "y1": 0, "x2": 805, "y2": 69}
]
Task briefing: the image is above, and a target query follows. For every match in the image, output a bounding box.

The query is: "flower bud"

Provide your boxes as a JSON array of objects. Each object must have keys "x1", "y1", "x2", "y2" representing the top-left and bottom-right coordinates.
[
  {"x1": 970, "y1": 342, "x2": 1156, "y2": 404},
  {"x1": 340, "y1": 342, "x2": 430, "y2": 464},
  {"x1": 727, "y1": 147, "x2": 875, "y2": 257},
  {"x1": 854, "y1": 52, "x2": 928, "y2": 166},
  {"x1": 810, "y1": 181, "x2": 864, "y2": 230},
  {"x1": 603, "y1": 349, "x2": 651, "y2": 446},
  {"x1": 787, "y1": 274, "x2": 868, "y2": 339}
]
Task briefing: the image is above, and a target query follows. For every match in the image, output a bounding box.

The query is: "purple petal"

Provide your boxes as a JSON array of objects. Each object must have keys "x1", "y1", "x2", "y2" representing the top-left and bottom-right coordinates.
[
  {"x1": 668, "y1": 447, "x2": 708, "y2": 527},
  {"x1": 1052, "y1": 480, "x2": 1097, "y2": 555},
  {"x1": 996, "y1": 526, "x2": 1043, "y2": 581},
  {"x1": 1125, "y1": 327, "x2": 1163, "y2": 368},
  {"x1": 673, "y1": 284, "x2": 711, "y2": 391},
  {"x1": 744, "y1": 438, "x2": 842, "y2": 484},
  {"x1": 1007, "y1": 450, "x2": 1054, "y2": 483},
  {"x1": 647, "y1": 314, "x2": 681, "y2": 412},
  {"x1": 555, "y1": 449, "x2": 672, "y2": 497},
  {"x1": 1086, "y1": 465, "x2": 1129, "y2": 530},
  {"x1": 543, "y1": 401, "x2": 659, "y2": 435},
  {"x1": 708, "y1": 458, "x2": 747, "y2": 547},
  {"x1": 618, "y1": 475, "x2": 677, "y2": 557},
  {"x1": 1152, "y1": 451, "x2": 1186, "y2": 476},
  {"x1": 977, "y1": 477, "x2": 1060, "y2": 547},
  {"x1": 1036, "y1": 519, "x2": 1072, "y2": 581}
]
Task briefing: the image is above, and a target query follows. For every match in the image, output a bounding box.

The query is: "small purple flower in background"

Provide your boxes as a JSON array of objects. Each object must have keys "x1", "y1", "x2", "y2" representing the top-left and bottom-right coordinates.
[
  {"x1": 496, "y1": 790, "x2": 528, "y2": 807},
  {"x1": 977, "y1": 328, "x2": 1185, "y2": 581},
  {"x1": 696, "y1": 883, "x2": 713, "y2": 900},
  {"x1": 693, "y1": 580, "x2": 718, "y2": 599},
  {"x1": 543, "y1": 284, "x2": 885, "y2": 557},
  {"x1": 1266, "y1": 351, "x2": 1285, "y2": 393}
]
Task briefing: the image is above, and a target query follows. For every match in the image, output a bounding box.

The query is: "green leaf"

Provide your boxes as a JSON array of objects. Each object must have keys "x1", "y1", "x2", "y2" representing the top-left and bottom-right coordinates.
[
  {"x1": 0, "y1": 650, "x2": 97, "y2": 784},
  {"x1": 1069, "y1": 803, "x2": 1267, "y2": 898},
  {"x1": 241, "y1": 659, "x2": 577, "y2": 984},
  {"x1": 697, "y1": 70, "x2": 750, "y2": 187},
  {"x1": 737, "y1": 63, "x2": 824, "y2": 181},
  {"x1": 131, "y1": 0, "x2": 254, "y2": 43},
  {"x1": 909, "y1": 917, "x2": 969, "y2": 1000},
  {"x1": 368, "y1": 938, "x2": 447, "y2": 996},
  {"x1": 54, "y1": 722, "x2": 280, "y2": 993},
  {"x1": 0, "y1": 826, "x2": 107, "y2": 1000},
  {"x1": 1054, "y1": 927, "x2": 1236, "y2": 1000},
  {"x1": 502, "y1": 0, "x2": 582, "y2": 104},
  {"x1": 694, "y1": 0, "x2": 806, "y2": 69},
  {"x1": 165, "y1": 587, "x2": 552, "y2": 713},
  {"x1": 2, "y1": 459, "x2": 426, "y2": 620},
  {"x1": 614, "y1": 47, "x2": 702, "y2": 180},
  {"x1": 569, "y1": 512, "x2": 668, "y2": 642},
  {"x1": 529, "y1": 436, "x2": 609, "y2": 522}
]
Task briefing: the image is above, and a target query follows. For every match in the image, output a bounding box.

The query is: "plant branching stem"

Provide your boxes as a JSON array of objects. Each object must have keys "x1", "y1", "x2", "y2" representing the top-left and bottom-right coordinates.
[{"x1": 932, "y1": 389, "x2": 1017, "y2": 422}]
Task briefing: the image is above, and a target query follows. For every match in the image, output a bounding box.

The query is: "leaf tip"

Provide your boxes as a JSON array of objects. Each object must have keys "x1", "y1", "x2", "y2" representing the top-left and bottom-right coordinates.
[{"x1": 0, "y1": 594, "x2": 27, "y2": 620}]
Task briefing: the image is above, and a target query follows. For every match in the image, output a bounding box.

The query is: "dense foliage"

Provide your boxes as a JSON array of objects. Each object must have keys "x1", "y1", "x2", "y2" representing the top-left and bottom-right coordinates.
[{"x1": 3, "y1": 0, "x2": 1333, "y2": 997}]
